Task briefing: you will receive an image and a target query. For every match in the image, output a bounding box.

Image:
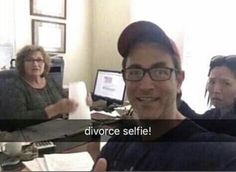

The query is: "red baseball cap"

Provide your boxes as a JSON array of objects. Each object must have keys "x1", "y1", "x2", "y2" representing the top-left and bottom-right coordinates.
[{"x1": 117, "y1": 21, "x2": 180, "y2": 64}]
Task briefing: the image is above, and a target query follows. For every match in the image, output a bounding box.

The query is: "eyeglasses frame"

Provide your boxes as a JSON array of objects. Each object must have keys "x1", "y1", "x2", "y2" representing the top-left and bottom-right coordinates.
[{"x1": 122, "y1": 66, "x2": 178, "y2": 81}]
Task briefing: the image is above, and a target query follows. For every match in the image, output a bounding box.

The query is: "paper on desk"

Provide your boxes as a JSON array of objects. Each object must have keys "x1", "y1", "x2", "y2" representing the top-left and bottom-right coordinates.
[
  {"x1": 23, "y1": 157, "x2": 46, "y2": 171},
  {"x1": 90, "y1": 110, "x2": 120, "y2": 117},
  {"x1": 44, "y1": 152, "x2": 94, "y2": 171},
  {"x1": 69, "y1": 81, "x2": 91, "y2": 119},
  {"x1": 37, "y1": 158, "x2": 47, "y2": 171}
]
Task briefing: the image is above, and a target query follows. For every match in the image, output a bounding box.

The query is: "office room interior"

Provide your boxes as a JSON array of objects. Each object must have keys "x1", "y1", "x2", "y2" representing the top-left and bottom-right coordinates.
[{"x1": 1, "y1": 0, "x2": 236, "y2": 114}]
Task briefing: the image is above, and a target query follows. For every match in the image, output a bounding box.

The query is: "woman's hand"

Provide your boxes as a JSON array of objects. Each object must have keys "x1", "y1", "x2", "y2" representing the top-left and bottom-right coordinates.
[
  {"x1": 45, "y1": 93, "x2": 93, "y2": 119},
  {"x1": 55, "y1": 98, "x2": 78, "y2": 114},
  {"x1": 45, "y1": 98, "x2": 78, "y2": 118}
]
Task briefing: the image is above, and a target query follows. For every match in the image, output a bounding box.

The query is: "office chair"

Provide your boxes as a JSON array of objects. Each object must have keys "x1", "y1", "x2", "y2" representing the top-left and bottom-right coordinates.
[
  {"x1": 0, "y1": 69, "x2": 18, "y2": 100},
  {"x1": 0, "y1": 69, "x2": 18, "y2": 130}
]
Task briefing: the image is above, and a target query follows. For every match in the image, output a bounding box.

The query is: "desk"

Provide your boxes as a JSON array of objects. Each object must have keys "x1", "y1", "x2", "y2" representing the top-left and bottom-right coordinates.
[
  {"x1": 25, "y1": 151, "x2": 94, "y2": 171},
  {"x1": 4, "y1": 112, "x2": 121, "y2": 142},
  {"x1": 0, "y1": 141, "x2": 100, "y2": 171},
  {"x1": 8, "y1": 119, "x2": 91, "y2": 142},
  {"x1": 0, "y1": 113, "x2": 120, "y2": 171}
]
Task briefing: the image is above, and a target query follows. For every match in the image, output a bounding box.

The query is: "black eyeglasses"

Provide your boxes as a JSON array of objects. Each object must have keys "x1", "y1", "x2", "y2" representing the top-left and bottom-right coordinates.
[{"x1": 122, "y1": 67, "x2": 177, "y2": 81}]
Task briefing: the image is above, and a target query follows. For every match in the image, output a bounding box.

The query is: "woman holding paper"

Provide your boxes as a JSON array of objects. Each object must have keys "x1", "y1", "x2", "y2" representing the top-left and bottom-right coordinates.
[{"x1": 1, "y1": 45, "x2": 91, "y2": 131}]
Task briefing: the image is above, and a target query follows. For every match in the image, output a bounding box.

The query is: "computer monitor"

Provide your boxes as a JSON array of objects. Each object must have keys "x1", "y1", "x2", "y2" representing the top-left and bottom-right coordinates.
[
  {"x1": 93, "y1": 69, "x2": 126, "y2": 106},
  {"x1": 48, "y1": 56, "x2": 64, "y2": 88}
]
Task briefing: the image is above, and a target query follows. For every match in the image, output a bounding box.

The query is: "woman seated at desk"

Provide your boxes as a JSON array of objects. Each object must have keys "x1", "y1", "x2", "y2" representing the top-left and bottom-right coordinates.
[{"x1": 1, "y1": 45, "x2": 91, "y2": 131}]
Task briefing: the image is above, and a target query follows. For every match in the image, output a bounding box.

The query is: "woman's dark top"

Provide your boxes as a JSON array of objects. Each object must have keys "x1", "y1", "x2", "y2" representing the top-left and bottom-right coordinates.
[
  {"x1": 0, "y1": 76, "x2": 64, "y2": 131},
  {"x1": 179, "y1": 100, "x2": 236, "y2": 136}
]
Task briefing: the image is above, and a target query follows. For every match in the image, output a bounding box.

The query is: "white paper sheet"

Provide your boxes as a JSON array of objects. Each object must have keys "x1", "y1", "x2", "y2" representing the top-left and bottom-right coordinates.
[
  {"x1": 37, "y1": 158, "x2": 48, "y2": 171},
  {"x1": 44, "y1": 152, "x2": 94, "y2": 171},
  {"x1": 23, "y1": 152, "x2": 94, "y2": 171},
  {"x1": 23, "y1": 158, "x2": 43, "y2": 171},
  {"x1": 68, "y1": 81, "x2": 91, "y2": 119}
]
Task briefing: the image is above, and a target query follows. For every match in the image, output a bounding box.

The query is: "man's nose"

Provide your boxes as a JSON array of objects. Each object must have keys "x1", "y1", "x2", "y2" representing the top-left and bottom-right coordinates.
[{"x1": 139, "y1": 73, "x2": 155, "y2": 90}]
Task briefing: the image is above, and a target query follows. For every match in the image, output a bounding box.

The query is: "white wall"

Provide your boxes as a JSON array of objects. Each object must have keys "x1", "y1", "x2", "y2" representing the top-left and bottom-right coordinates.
[
  {"x1": 64, "y1": 0, "x2": 92, "y2": 90},
  {"x1": 130, "y1": 0, "x2": 236, "y2": 113},
  {"x1": 130, "y1": 0, "x2": 185, "y2": 58},
  {"x1": 14, "y1": 0, "x2": 31, "y2": 51},
  {"x1": 91, "y1": 0, "x2": 132, "y2": 87},
  {"x1": 13, "y1": 0, "x2": 93, "y2": 90}
]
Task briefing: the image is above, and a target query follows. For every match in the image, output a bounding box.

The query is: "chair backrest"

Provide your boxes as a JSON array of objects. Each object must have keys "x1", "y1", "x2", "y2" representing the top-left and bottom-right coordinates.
[
  {"x1": 0, "y1": 69, "x2": 18, "y2": 89},
  {"x1": 0, "y1": 69, "x2": 17, "y2": 78},
  {"x1": 0, "y1": 69, "x2": 18, "y2": 121}
]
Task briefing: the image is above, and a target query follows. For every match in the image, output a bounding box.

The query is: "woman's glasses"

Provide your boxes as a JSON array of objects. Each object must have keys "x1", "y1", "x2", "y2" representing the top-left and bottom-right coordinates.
[{"x1": 24, "y1": 58, "x2": 44, "y2": 64}]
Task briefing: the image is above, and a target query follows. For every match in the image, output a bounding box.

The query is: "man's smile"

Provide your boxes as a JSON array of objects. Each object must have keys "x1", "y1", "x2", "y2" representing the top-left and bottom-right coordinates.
[{"x1": 136, "y1": 97, "x2": 160, "y2": 103}]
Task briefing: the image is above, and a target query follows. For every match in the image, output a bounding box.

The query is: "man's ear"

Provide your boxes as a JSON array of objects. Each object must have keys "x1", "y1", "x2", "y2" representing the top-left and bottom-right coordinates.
[{"x1": 176, "y1": 71, "x2": 185, "y2": 92}]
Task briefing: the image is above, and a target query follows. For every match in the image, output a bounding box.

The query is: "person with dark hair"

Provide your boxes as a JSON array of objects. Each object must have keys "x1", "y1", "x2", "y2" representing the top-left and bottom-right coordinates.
[
  {"x1": 1, "y1": 45, "x2": 91, "y2": 131},
  {"x1": 179, "y1": 55, "x2": 236, "y2": 135},
  {"x1": 93, "y1": 21, "x2": 236, "y2": 171},
  {"x1": 206, "y1": 55, "x2": 236, "y2": 117}
]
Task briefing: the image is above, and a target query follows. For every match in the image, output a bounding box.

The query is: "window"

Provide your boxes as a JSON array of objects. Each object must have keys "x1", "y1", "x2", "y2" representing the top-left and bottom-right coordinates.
[{"x1": 0, "y1": 0, "x2": 15, "y2": 69}]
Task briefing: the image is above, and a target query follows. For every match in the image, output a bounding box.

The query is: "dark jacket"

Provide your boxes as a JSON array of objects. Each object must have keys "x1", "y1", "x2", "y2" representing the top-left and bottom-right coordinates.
[
  {"x1": 179, "y1": 100, "x2": 236, "y2": 136},
  {"x1": 96, "y1": 120, "x2": 236, "y2": 171}
]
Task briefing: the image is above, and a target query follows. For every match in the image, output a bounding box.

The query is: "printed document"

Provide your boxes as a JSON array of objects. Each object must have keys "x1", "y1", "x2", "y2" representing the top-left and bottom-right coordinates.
[{"x1": 68, "y1": 81, "x2": 91, "y2": 119}]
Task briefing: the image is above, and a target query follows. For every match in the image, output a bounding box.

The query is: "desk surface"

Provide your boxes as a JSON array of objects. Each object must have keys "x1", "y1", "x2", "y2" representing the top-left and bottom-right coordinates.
[
  {"x1": 0, "y1": 112, "x2": 121, "y2": 170},
  {"x1": 8, "y1": 119, "x2": 91, "y2": 142},
  {"x1": 0, "y1": 141, "x2": 99, "y2": 171},
  {"x1": 4, "y1": 112, "x2": 121, "y2": 142}
]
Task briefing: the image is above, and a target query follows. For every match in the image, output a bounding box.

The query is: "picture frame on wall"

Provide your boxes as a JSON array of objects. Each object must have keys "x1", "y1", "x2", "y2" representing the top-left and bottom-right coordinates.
[
  {"x1": 30, "y1": 0, "x2": 66, "y2": 19},
  {"x1": 32, "y1": 19, "x2": 66, "y2": 53}
]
